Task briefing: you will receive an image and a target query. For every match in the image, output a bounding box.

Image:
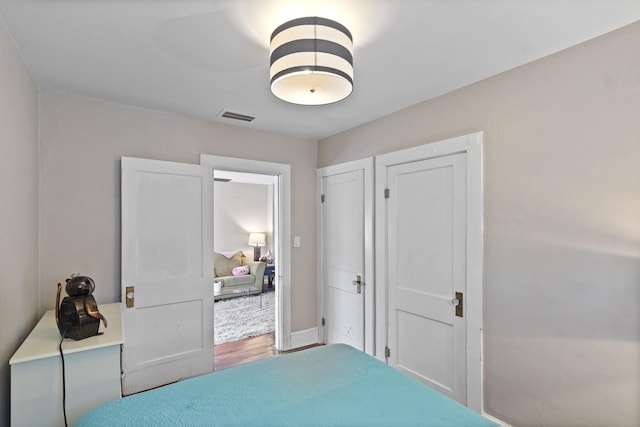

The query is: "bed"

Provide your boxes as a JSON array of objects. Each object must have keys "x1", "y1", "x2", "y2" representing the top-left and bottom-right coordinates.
[{"x1": 75, "y1": 344, "x2": 498, "y2": 426}]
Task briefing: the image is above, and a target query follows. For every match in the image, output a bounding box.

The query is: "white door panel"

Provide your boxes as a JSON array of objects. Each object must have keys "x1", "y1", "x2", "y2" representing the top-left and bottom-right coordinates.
[
  {"x1": 121, "y1": 157, "x2": 214, "y2": 396},
  {"x1": 318, "y1": 159, "x2": 374, "y2": 354},
  {"x1": 397, "y1": 310, "x2": 454, "y2": 390},
  {"x1": 323, "y1": 170, "x2": 364, "y2": 349},
  {"x1": 394, "y1": 164, "x2": 455, "y2": 297},
  {"x1": 386, "y1": 153, "x2": 467, "y2": 403},
  {"x1": 326, "y1": 286, "x2": 362, "y2": 344}
]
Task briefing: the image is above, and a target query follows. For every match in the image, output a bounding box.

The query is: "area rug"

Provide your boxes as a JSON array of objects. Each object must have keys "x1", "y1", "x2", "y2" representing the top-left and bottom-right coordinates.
[{"x1": 214, "y1": 291, "x2": 275, "y2": 345}]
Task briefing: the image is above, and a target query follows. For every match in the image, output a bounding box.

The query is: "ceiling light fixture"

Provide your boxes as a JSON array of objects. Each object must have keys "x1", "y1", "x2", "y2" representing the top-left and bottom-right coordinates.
[{"x1": 270, "y1": 17, "x2": 353, "y2": 105}]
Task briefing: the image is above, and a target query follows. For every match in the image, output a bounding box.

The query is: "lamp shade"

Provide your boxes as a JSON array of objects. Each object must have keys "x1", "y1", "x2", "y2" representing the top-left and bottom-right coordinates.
[
  {"x1": 248, "y1": 232, "x2": 266, "y2": 247},
  {"x1": 270, "y1": 17, "x2": 353, "y2": 105}
]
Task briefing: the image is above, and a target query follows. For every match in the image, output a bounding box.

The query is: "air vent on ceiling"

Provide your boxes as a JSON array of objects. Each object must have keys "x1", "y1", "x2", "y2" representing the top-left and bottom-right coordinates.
[
  {"x1": 218, "y1": 110, "x2": 255, "y2": 122},
  {"x1": 213, "y1": 178, "x2": 232, "y2": 182}
]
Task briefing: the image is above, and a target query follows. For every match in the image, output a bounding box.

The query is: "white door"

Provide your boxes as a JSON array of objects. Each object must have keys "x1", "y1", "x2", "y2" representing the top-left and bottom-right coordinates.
[
  {"x1": 383, "y1": 152, "x2": 467, "y2": 403},
  {"x1": 318, "y1": 159, "x2": 374, "y2": 354},
  {"x1": 377, "y1": 133, "x2": 484, "y2": 410},
  {"x1": 121, "y1": 157, "x2": 214, "y2": 396}
]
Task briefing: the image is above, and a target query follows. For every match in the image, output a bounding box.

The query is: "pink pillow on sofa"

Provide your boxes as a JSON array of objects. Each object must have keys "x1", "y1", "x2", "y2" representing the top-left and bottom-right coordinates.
[{"x1": 232, "y1": 266, "x2": 250, "y2": 276}]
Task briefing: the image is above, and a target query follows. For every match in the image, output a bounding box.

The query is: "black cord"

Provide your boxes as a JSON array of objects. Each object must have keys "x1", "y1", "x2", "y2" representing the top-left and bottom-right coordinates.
[{"x1": 58, "y1": 334, "x2": 68, "y2": 427}]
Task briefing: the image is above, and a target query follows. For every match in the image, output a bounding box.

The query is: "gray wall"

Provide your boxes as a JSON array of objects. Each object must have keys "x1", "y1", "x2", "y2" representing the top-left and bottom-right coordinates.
[
  {"x1": 38, "y1": 91, "x2": 318, "y2": 332},
  {"x1": 319, "y1": 22, "x2": 640, "y2": 427},
  {"x1": 0, "y1": 19, "x2": 40, "y2": 426},
  {"x1": 213, "y1": 181, "x2": 272, "y2": 256}
]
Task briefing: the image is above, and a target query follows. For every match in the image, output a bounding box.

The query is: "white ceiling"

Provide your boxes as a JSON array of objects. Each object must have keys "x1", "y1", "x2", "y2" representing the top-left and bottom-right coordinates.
[{"x1": 1, "y1": 1, "x2": 638, "y2": 140}]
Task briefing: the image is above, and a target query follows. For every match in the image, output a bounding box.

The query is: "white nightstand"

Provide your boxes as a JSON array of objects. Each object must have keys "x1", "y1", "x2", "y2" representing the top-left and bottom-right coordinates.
[{"x1": 10, "y1": 302, "x2": 124, "y2": 427}]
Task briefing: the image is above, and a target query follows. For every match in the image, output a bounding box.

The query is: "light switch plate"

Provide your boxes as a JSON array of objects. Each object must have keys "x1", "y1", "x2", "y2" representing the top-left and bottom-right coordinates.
[{"x1": 293, "y1": 236, "x2": 301, "y2": 247}]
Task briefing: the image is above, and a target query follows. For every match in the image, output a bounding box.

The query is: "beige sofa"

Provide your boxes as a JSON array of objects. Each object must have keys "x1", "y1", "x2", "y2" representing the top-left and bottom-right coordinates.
[{"x1": 213, "y1": 251, "x2": 266, "y2": 300}]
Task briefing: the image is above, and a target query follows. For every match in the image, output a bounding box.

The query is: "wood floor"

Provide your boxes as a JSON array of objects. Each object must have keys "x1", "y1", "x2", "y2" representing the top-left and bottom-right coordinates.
[
  {"x1": 214, "y1": 332, "x2": 321, "y2": 370},
  {"x1": 214, "y1": 332, "x2": 277, "y2": 370}
]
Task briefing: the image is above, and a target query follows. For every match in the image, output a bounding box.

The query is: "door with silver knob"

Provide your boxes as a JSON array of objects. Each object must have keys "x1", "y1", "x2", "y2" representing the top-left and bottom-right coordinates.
[{"x1": 318, "y1": 159, "x2": 374, "y2": 354}]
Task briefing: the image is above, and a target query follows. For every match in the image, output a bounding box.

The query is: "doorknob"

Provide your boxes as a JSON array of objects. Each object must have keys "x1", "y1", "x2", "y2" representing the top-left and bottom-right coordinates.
[
  {"x1": 352, "y1": 275, "x2": 362, "y2": 294},
  {"x1": 125, "y1": 286, "x2": 135, "y2": 308},
  {"x1": 452, "y1": 291, "x2": 463, "y2": 317}
]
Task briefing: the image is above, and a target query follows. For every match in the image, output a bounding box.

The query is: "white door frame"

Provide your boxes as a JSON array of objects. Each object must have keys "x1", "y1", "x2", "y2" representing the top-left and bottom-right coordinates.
[
  {"x1": 200, "y1": 154, "x2": 292, "y2": 351},
  {"x1": 375, "y1": 132, "x2": 484, "y2": 412},
  {"x1": 316, "y1": 158, "x2": 375, "y2": 355}
]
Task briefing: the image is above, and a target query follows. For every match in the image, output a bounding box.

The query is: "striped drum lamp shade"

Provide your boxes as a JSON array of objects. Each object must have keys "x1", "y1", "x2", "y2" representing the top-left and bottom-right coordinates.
[{"x1": 270, "y1": 17, "x2": 353, "y2": 105}]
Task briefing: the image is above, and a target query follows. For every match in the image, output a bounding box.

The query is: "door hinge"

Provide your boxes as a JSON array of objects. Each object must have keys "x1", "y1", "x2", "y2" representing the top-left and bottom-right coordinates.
[
  {"x1": 322, "y1": 317, "x2": 325, "y2": 326},
  {"x1": 321, "y1": 194, "x2": 325, "y2": 203},
  {"x1": 384, "y1": 188, "x2": 390, "y2": 199},
  {"x1": 385, "y1": 346, "x2": 391, "y2": 358}
]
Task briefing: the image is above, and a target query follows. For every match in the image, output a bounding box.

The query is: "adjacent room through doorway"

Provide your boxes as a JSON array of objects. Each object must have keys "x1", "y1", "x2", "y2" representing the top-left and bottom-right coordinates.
[{"x1": 212, "y1": 170, "x2": 279, "y2": 369}]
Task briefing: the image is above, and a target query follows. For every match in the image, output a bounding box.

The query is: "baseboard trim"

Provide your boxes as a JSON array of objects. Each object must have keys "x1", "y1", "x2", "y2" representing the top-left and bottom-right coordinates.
[
  {"x1": 288, "y1": 327, "x2": 319, "y2": 350},
  {"x1": 482, "y1": 412, "x2": 513, "y2": 427}
]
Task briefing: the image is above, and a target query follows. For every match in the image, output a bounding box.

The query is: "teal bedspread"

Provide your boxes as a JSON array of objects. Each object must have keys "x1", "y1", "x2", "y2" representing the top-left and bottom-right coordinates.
[{"x1": 75, "y1": 344, "x2": 497, "y2": 427}]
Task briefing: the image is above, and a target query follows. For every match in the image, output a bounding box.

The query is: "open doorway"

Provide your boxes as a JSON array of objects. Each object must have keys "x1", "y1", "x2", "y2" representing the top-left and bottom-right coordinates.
[
  {"x1": 200, "y1": 154, "x2": 292, "y2": 368},
  {"x1": 212, "y1": 170, "x2": 277, "y2": 368}
]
